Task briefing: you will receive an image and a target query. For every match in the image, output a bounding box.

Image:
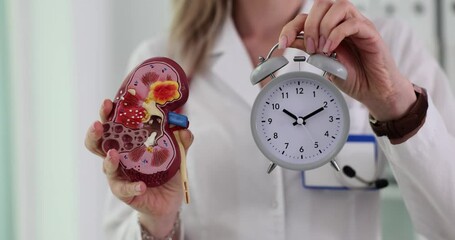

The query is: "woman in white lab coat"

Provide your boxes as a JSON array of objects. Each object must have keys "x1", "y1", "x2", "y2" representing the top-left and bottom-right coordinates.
[{"x1": 85, "y1": 0, "x2": 455, "y2": 239}]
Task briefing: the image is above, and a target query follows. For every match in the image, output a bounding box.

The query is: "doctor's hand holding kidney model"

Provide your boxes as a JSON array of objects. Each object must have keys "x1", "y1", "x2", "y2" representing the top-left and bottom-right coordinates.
[
  {"x1": 85, "y1": 54, "x2": 194, "y2": 238},
  {"x1": 279, "y1": 0, "x2": 421, "y2": 137}
]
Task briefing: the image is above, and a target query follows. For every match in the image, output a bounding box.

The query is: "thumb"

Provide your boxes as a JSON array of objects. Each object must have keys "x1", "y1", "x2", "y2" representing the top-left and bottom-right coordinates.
[{"x1": 175, "y1": 129, "x2": 194, "y2": 154}]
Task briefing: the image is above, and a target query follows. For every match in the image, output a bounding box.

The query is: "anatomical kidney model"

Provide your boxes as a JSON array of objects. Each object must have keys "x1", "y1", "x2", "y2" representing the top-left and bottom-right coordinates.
[{"x1": 101, "y1": 57, "x2": 189, "y2": 187}]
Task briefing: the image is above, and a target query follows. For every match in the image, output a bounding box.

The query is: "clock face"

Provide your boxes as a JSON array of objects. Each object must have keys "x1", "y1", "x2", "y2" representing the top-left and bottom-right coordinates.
[{"x1": 251, "y1": 71, "x2": 350, "y2": 170}]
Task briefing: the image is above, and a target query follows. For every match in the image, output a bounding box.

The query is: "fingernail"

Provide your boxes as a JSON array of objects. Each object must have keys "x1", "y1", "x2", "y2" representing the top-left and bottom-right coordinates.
[
  {"x1": 323, "y1": 39, "x2": 332, "y2": 54},
  {"x1": 100, "y1": 99, "x2": 107, "y2": 113},
  {"x1": 278, "y1": 35, "x2": 287, "y2": 49},
  {"x1": 306, "y1": 37, "x2": 315, "y2": 54},
  {"x1": 90, "y1": 122, "x2": 96, "y2": 133},
  {"x1": 135, "y1": 184, "x2": 142, "y2": 192},
  {"x1": 319, "y1": 36, "x2": 326, "y2": 52},
  {"x1": 107, "y1": 149, "x2": 116, "y2": 159}
]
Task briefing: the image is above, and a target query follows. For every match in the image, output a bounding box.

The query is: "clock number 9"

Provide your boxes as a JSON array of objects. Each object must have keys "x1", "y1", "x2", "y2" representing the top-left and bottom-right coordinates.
[{"x1": 268, "y1": 118, "x2": 273, "y2": 124}]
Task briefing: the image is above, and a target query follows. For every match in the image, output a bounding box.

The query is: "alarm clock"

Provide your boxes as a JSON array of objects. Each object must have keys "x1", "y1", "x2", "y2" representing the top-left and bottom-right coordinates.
[{"x1": 250, "y1": 36, "x2": 350, "y2": 173}]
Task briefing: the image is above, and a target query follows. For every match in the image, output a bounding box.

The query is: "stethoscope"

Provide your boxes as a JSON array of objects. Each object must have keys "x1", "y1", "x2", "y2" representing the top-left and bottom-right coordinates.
[{"x1": 334, "y1": 151, "x2": 389, "y2": 190}]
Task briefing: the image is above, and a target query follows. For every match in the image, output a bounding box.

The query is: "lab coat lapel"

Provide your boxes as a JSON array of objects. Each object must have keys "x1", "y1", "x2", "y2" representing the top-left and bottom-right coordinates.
[{"x1": 210, "y1": 16, "x2": 259, "y2": 107}]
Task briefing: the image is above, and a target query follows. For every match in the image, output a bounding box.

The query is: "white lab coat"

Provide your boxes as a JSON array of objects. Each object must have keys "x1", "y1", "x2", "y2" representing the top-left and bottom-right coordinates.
[{"x1": 103, "y1": 5, "x2": 455, "y2": 240}]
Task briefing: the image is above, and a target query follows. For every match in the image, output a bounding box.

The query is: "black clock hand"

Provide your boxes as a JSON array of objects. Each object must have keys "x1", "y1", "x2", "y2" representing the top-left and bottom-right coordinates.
[
  {"x1": 301, "y1": 107, "x2": 325, "y2": 124},
  {"x1": 282, "y1": 109, "x2": 298, "y2": 120},
  {"x1": 283, "y1": 109, "x2": 301, "y2": 126}
]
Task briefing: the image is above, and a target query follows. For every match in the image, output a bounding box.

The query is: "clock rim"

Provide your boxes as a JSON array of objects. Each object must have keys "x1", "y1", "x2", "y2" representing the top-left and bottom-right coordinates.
[{"x1": 250, "y1": 71, "x2": 350, "y2": 171}]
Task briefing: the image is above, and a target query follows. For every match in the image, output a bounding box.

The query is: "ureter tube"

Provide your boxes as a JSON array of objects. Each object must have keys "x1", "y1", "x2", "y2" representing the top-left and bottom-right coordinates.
[{"x1": 174, "y1": 131, "x2": 190, "y2": 204}]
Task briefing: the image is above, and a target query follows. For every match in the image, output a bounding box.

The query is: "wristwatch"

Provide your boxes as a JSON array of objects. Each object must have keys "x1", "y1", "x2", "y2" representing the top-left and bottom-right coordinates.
[{"x1": 369, "y1": 85, "x2": 428, "y2": 144}]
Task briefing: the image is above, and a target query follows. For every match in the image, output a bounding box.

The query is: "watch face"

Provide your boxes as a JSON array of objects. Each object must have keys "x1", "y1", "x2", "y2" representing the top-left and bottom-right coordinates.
[{"x1": 251, "y1": 72, "x2": 350, "y2": 170}]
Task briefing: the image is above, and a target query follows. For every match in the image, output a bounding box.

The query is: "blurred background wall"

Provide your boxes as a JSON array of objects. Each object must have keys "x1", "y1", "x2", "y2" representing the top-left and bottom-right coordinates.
[
  {"x1": 0, "y1": 0, "x2": 454, "y2": 240},
  {"x1": 2, "y1": 1, "x2": 171, "y2": 240}
]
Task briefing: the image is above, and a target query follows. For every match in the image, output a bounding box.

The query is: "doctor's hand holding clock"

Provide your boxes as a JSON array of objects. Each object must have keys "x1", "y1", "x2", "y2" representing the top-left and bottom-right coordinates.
[{"x1": 251, "y1": 0, "x2": 428, "y2": 172}]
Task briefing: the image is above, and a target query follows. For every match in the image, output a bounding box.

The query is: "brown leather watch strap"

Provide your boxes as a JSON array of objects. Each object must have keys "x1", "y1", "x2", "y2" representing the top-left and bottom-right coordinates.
[{"x1": 369, "y1": 85, "x2": 428, "y2": 144}]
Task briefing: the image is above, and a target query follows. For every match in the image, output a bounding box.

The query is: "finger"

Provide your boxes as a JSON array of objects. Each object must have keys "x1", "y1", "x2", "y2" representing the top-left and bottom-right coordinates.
[
  {"x1": 325, "y1": 18, "x2": 378, "y2": 53},
  {"x1": 305, "y1": 0, "x2": 333, "y2": 53},
  {"x1": 84, "y1": 121, "x2": 106, "y2": 157},
  {"x1": 104, "y1": 149, "x2": 146, "y2": 199},
  {"x1": 99, "y1": 99, "x2": 113, "y2": 123},
  {"x1": 109, "y1": 179, "x2": 146, "y2": 200},
  {"x1": 279, "y1": 14, "x2": 308, "y2": 50},
  {"x1": 319, "y1": 1, "x2": 364, "y2": 52},
  {"x1": 177, "y1": 129, "x2": 194, "y2": 153},
  {"x1": 103, "y1": 149, "x2": 120, "y2": 178}
]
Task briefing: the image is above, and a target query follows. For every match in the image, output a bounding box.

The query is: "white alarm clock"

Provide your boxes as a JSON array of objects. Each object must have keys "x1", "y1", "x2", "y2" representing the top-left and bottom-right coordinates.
[{"x1": 250, "y1": 37, "x2": 350, "y2": 173}]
